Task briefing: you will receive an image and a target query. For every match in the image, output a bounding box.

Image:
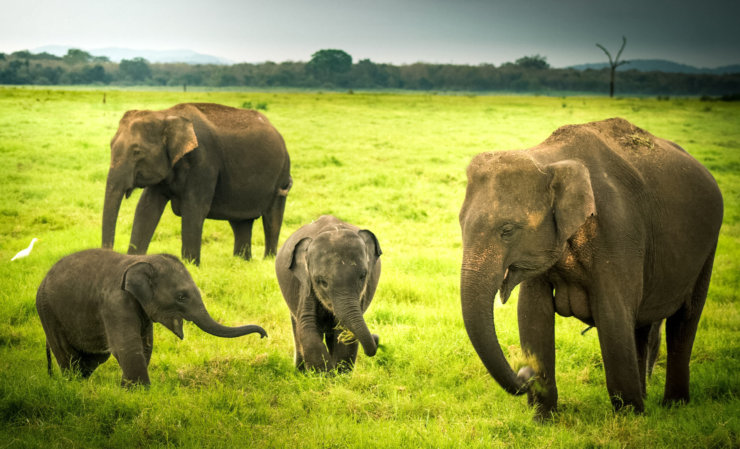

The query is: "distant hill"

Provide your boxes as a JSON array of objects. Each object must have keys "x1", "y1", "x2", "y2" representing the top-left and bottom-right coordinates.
[
  {"x1": 31, "y1": 45, "x2": 232, "y2": 65},
  {"x1": 568, "y1": 59, "x2": 740, "y2": 75}
]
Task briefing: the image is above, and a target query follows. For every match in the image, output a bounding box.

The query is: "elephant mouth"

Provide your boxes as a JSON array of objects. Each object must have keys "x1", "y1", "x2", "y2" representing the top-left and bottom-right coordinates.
[
  {"x1": 500, "y1": 267, "x2": 515, "y2": 304},
  {"x1": 499, "y1": 265, "x2": 532, "y2": 304},
  {"x1": 160, "y1": 316, "x2": 184, "y2": 340},
  {"x1": 335, "y1": 324, "x2": 357, "y2": 344}
]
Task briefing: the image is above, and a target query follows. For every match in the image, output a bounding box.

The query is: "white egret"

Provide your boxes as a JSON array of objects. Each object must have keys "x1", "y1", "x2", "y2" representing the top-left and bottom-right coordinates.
[{"x1": 11, "y1": 238, "x2": 38, "y2": 261}]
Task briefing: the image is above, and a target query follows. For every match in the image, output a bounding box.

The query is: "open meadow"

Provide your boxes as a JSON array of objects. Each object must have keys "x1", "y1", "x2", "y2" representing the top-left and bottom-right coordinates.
[{"x1": 0, "y1": 87, "x2": 738, "y2": 448}]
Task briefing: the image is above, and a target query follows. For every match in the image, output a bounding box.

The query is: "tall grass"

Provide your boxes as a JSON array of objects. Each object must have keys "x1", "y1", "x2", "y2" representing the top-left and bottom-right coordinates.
[{"x1": 1, "y1": 87, "x2": 738, "y2": 448}]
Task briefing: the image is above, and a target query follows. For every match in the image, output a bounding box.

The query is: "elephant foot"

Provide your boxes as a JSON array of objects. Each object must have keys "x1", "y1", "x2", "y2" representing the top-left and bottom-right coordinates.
[
  {"x1": 610, "y1": 395, "x2": 645, "y2": 414},
  {"x1": 235, "y1": 250, "x2": 252, "y2": 261},
  {"x1": 660, "y1": 395, "x2": 689, "y2": 408},
  {"x1": 662, "y1": 383, "x2": 690, "y2": 407},
  {"x1": 522, "y1": 367, "x2": 559, "y2": 422},
  {"x1": 533, "y1": 406, "x2": 557, "y2": 423}
]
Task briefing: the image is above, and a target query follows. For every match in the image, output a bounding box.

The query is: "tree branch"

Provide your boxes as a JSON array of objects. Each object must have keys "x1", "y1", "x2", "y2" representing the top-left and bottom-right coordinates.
[
  {"x1": 596, "y1": 44, "x2": 614, "y2": 65},
  {"x1": 615, "y1": 36, "x2": 627, "y2": 63}
]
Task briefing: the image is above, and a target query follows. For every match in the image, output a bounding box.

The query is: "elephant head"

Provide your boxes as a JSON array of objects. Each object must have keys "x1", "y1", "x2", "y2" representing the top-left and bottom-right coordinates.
[
  {"x1": 290, "y1": 228, "x2": 381, "y2": 357},
  {"x1": 122, "y1": 254, "x2": 266, "y2": 339},
  {"x1": 102, "y1": 110, "x2": 198, "y2": 249},
  {"x1": 459, "y1": 151, "x2": 595, "y2": 394}
]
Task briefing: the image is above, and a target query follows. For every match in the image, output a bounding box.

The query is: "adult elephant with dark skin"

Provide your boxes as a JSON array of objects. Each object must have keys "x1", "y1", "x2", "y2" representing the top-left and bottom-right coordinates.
[
  {"x1": 36, "y1": 249, "x2": 267, "y2": 386},
  {"x1": 275, "y1": 215, "x2": 382, "y2": 372},
  {"x1": 459, "y1": 118, "x2": 722, "y2": 419},
  {"x1": 102, "y1": 103, "x2": 292, "y2": 265}
]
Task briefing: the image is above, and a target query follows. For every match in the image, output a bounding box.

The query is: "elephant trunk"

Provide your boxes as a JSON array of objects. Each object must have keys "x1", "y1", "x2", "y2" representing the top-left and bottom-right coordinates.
[
  {"x1": 189, "y1": 304, "x2": 267, "y2": 339},
  {"x1": 460, "y1": 252, "x2": 530, "y2": 396},
  {"x1": 334, "y1": 297, "x2": 377, "y2": 357},
  {"x1": 102, "y1": 167, "x2": 131, "y2": 249}
]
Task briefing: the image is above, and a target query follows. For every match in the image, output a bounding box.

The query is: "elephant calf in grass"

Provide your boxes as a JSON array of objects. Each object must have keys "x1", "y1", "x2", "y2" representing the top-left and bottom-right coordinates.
[
  {"x1": 459, "y1": 118, "x2": 722, "y2": 418},
  {"x1": 275, "y1": 215, "x2": 382, "y2": 373},
  {"x1": 36, "y1": 249, "x2": 267, "y2": 386}
]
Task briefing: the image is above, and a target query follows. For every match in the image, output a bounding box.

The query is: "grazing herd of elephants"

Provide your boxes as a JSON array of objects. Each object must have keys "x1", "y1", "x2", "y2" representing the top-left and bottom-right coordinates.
[{"x1": 34, "y1": 102, "x2": 723, "y2": 420}]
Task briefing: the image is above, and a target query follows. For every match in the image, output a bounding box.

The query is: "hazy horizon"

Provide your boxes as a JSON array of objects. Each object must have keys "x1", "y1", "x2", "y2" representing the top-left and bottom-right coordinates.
[{"x1": 2, "y1": 0, "x2": 739, "y2": 69}]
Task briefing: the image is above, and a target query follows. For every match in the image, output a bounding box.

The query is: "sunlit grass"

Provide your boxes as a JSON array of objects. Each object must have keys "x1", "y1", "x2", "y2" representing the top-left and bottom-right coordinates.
[{"x1": 1, "y1": 87, "x2": 738, "y2": 447}]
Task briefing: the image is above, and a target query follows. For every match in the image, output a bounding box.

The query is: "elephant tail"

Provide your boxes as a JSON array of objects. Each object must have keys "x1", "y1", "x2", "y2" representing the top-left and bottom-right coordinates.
[
  {"x1": 46, "y1": 342, "x2": 52, "y2": 377},
  {"x1": 278, "y1": 176, "x2": 293, "y2": 197}
]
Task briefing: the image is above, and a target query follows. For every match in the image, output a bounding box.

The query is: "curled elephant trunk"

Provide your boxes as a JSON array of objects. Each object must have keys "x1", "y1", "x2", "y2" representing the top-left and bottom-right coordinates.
[
  {"x1": 460, "y1": 262, "x2": 531, "y2": 395},
  {"x1": 189, "y1": 306, "x2": 267, "y2": 339},
  {"x1": 334, "y1": 298, "x2": 377, "y2": 357}
]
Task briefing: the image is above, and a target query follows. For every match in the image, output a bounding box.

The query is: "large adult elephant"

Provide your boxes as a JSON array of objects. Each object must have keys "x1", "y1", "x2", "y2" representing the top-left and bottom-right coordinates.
[
  {"x1": 102, "y1": 103, "x2": 292, "y2": 265},
  {"x1": 459, "y1": 118, "x2": 722, "y2": 418}
]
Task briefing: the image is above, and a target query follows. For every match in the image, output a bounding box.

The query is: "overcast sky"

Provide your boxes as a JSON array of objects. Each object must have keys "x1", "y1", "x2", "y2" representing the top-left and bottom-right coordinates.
[{"x1": 2, "y1": 0, "x2": 739, "y2": 68}]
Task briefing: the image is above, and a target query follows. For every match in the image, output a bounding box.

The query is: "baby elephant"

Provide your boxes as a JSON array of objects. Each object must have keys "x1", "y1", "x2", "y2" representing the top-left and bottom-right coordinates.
[
  {"x1": 275, "y1": 215, "x2": 382, "y2": 372},
  {"x1": 36, "y1": 249, "x2": 267, "y2": 386}
]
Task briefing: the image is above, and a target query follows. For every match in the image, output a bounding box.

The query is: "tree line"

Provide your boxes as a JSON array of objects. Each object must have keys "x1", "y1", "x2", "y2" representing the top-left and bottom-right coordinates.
[{"x1": 1, "y1": 48, "x2": 739, "y2": 96}]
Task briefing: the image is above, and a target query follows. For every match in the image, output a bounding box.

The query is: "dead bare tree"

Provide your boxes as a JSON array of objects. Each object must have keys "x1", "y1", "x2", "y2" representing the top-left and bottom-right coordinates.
[{"x1": 596, "y1": 36, "x2": 629, "y2": 97}]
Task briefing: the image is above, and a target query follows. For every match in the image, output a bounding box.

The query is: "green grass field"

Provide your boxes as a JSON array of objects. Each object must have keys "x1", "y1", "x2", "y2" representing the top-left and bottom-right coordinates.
[{"x1": 0, "y1": 87, "x2": 738, "y2": 448}]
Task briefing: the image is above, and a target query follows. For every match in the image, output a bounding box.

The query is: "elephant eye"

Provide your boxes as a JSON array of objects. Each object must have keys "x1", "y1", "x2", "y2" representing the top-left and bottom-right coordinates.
[
  {"x1": 500, "y1": 224, "x2": 517, "y2": 240},
  {"x1": 359, "y1": 271, "x2": 367, "y2": 281},
  {"x1": 315, "y1": 277, "x2": 328, "y2": 288},
  {"x1": 177, "y1": 293, "x2": 187, "y2": 303}
]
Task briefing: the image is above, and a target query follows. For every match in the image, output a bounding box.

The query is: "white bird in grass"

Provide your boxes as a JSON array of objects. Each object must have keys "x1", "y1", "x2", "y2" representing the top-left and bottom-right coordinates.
[{"x1": 11, "y1": 238, "x2": 38, "y2": 261}]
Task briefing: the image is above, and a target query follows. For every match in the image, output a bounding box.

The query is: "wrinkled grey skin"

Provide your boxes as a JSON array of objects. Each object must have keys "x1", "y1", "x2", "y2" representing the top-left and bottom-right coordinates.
[
  {"x1": 459, "y1": 118, "x2": 722, "y2": 418},
  {"x1": 36, "y1": 249, "x2": 267, "y2": 386},
  {"x1": 102, "y1": 103, "x2": 292, "y2": 265},
  {"x1": 275, "y1": 215, "x2": 382, "y2": 372}
]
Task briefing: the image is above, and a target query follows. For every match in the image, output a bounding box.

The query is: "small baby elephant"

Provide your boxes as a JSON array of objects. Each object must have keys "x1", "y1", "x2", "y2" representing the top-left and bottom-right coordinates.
[
  {"x1": 36, "y1": 248, "x2": 267, "y2": 386},
  {"x1": 275, "y1": 215, "x2": 382, "y2": 372}
]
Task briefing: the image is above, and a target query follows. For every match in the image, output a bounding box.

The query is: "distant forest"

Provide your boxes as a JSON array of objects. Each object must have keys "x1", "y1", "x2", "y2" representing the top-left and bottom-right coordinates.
[{"x1": 2, "y1": 48, "x2": 739, "y2": 96}]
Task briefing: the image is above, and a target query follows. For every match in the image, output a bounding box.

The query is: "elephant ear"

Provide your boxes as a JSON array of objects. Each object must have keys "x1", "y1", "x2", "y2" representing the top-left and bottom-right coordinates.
[
  {"x1": 289, "y1": 237, "x2": 312, "y2": 285},
  {"x1": 122, "y1": 261, "x2": 156, "y2": 312},
  {"x1": 548, "y1": 160, "x2": 596, "y2": 244},
  {"x1": 164, "y1": 115, "x2": 198, "y2": 167},
  {"x1": 359, "y1": 229, "x2": 382, "y2": 259}
]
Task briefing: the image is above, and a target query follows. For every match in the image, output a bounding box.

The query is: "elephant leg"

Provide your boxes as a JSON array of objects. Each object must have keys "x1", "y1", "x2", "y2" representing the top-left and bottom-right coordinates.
[
  {"x1": 663, "y1": 306, "x2": 701, "y2": 405},
  {"x1": 593, "y1": 286, "x2": 645, "y2": 413},
  {"x1": 518, "y1": 278, "x2": 557, "y2": 419},
  {"x1": 229, "y1": 219, "x2": 254, "y2": 260},
  {"x1": 296, "y1": 321, "x2": 332, "y2": 372},
  {"x1": 129, "y1": 188, "x2": 168, "y2": 255},
  {"x1": 261, "y1": 194, "x2": 286, "y2": 258},
  {"x1": 142, "y1": 321, "x2": 153, "y2": 366},
  {"x1": 109, "y1": 335, "x2": 150, "y2": 387},
  {"x1": 179, "y1": 178, "x2": 216, "y2": 265},
  {"x1": 113, "y1": 350, "x2": 150, "y2": 386},
  {"x1": 291, "y1": 317, "x2": 305, "y2": 370},
  {"x1": 663, "y1": 251, "x2": 713, "y2": 405},
  {"x1": 329, "y1": 334, "x2": 360, "y2": 373},
  {"x1": 41, "y1": 314, "x2": 80, "y2": 375},
  {"x1": 48, "y1": 341, "x2": 106, "y2": 379},
  {"x1": 104, "y1": 314, "x2": 151, "y2": 386},
  {"x1": 78, "y1": 352, "x2": 111, "y2": 378},
  {"x1": 181, "y1": 210, "x2": 207, "y2": 265},
  {"x1": 298, "y1": 330, "x2": 332, "y2": 372},
  {"x1": 634, "y1": 324, "x2": 653, "y2": 398},
  {"x1": 47, "y1": 338, "x2": 81, "y2": 375}
]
